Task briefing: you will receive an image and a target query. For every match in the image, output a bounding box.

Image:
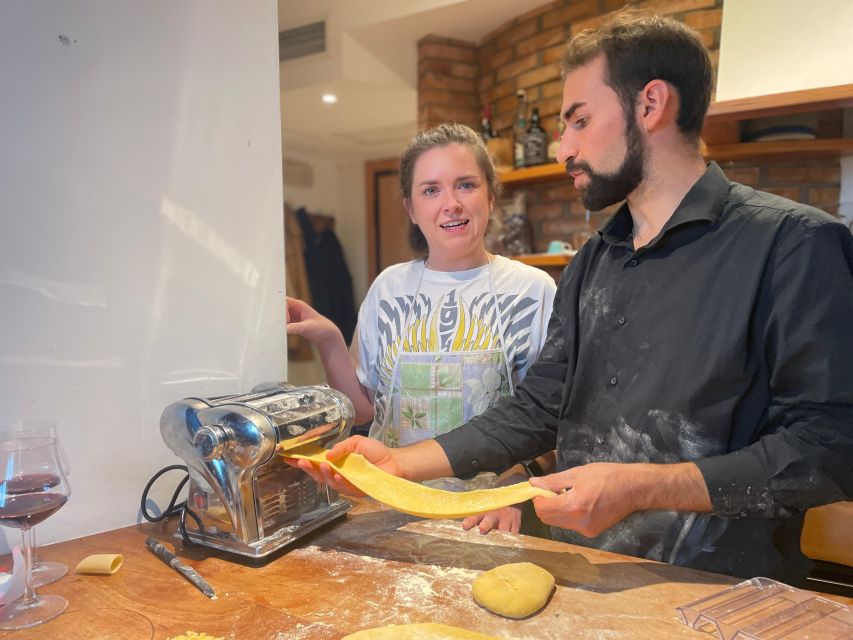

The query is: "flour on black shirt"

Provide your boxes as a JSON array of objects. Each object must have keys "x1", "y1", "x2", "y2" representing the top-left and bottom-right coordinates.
[{"x1": 436, "y1": 162, "x2": 853, "y2": 583}]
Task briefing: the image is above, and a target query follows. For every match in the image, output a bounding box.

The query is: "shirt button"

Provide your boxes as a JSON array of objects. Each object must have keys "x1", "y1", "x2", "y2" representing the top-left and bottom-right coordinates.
[
  {"x1": 609, "y1": 376, "x2": 618, "y2": 386},
  {"x1": 629, "y1": 258, "x2": 638, "y2": 267},
  {"x1": 471, "y1": 459, "x2": 480, "y2": 470},
  {"x1": 617, "y1": 316, "x2": 627, "y2": 325}
]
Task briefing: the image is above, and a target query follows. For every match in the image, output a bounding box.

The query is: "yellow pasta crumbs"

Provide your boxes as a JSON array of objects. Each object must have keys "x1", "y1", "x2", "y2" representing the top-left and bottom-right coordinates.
[{"x1": 168, "y1": 633, "x2": 223, "y2": 640}]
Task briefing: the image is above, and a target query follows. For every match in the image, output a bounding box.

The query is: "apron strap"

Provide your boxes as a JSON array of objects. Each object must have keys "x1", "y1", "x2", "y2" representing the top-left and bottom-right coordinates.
[
  {"x1": 371, "y1": 260, "x2": 428, "y2": 444},
  {"x1": 486, "y1": 257, "x2": 516, "y2": 397}
]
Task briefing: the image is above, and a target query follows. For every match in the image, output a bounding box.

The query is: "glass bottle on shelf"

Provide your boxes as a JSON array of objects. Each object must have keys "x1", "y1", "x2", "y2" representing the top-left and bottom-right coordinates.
[
  {"x1": 523, "y1": 106, "x2": 547, "y2": 167},
  {"x1": 547, "y1": 113, "x2": 564, "y2": 163},
  {"x1": 502, "y1": 191, "x2": 531, "y2": 256},
  {"x1": 512, "y1": 90, "x2": 527, "y2": 169},
  {"x1": 480, "y1": 103, "x2": 496, "y2": 141},
  {"x1": 572, "y1": 208, "x2": 597, "y2": 250}
]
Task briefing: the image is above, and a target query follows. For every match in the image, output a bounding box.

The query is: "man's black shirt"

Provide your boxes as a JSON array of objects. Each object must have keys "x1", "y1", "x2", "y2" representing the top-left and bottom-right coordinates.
[{"x1": 436, "y1": 162, "x2": 853, "y2": 583}]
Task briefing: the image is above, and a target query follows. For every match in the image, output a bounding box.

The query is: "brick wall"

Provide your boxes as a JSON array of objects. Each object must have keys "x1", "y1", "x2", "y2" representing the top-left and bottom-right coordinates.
[
  {"x1": 418, "y1": 36, "x2": 479, "y2": 131},
  {"x1": 416, "y1": 0, "x2": 842, "y2": 252}
]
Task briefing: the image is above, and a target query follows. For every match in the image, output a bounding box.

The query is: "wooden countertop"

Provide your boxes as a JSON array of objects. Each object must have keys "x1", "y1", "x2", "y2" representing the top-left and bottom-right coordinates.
[{"x1": 2, "y1": 501, "x2": 849, "y2": 639}]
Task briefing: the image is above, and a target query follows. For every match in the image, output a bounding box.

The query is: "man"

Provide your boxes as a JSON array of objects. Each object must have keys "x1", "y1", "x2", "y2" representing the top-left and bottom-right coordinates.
[{"x1": 292, "y1": 11, "x2": 853, "y2": 584}]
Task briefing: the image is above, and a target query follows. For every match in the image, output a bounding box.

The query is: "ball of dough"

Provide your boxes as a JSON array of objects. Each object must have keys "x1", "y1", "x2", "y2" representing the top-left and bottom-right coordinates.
[
  {"x1": 472, "y1": 562, "x2": 555, "y2": 619},
  {"x1": 342, "y1": 623, "x2": 499, "y2": 639}
]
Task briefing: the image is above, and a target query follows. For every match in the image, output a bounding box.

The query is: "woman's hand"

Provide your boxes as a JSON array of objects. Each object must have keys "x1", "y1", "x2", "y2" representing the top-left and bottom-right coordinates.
[
  {"x1": 463, "y1": 505, "x2": 523, "y2": 534},
  {"x1": 461, "y1": 467, "x2": 529, "y2": 534},
  {"x1": 286, "y1": 297, "x2": 375, "y2": 424},
  {"x1": 286, "y1": 296, "x2": 343, "y2": 347}
]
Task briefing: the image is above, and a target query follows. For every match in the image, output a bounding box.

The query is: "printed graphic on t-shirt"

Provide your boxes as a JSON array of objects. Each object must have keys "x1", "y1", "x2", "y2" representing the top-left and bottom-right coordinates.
[
  {"x1": 372, "y1": 289, "x2": 541, "y2": 443},
  {"x1": 387, "y1": 351, "x2": 509, "y2": 447}
]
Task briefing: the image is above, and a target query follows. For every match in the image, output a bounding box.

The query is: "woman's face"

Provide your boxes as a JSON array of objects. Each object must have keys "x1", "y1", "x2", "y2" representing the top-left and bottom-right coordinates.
[{"x1": 406, "y1": 143, "x2": 492, "y2": 271}]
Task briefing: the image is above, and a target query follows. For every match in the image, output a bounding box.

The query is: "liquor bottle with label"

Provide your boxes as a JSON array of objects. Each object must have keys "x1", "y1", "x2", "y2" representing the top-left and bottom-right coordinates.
[
  {"x1": 547, "y1": 113, "x2": 564, "y2": 163},
  {"x1": 480, "y1": 104, "x2": 496, "y2": 141},
  {"x1": 523, "y1": 106, "x2": 548, "y2": 166},
  {"x1": 513, "y1": 90, "x2": 527, "y2": 169}
]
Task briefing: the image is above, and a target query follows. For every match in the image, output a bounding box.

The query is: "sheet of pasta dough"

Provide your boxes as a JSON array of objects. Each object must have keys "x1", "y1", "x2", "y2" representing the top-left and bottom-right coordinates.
[
  {"x1": 342, "y1": 622, "x2": 501, "y2": 639},
  {"x1": 283, "y1": 443, "x2": 554, "y2": 519}
]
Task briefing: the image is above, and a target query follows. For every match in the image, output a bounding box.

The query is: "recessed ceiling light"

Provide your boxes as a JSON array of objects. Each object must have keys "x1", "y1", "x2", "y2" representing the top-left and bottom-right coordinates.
[{"x1": 322, "y1": 93, "x2": 337, "y2": 104}]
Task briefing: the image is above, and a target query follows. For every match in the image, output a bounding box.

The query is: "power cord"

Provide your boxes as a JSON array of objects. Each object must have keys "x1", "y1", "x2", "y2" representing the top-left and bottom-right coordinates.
[{"x1": 140, "y1": 464, "x2": 203, "y2": 545}]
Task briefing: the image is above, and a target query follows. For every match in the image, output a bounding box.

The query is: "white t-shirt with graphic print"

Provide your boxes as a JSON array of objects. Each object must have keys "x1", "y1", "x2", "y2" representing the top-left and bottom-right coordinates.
[{"x1": 354, "y1": 255, "x2": 557, "y2": 437}]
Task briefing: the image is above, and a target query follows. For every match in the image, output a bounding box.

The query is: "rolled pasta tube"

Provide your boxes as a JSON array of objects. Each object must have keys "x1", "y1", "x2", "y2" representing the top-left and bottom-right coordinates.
[{"x1": 75, "y1": 553, "x2": 123, "y2": 575}]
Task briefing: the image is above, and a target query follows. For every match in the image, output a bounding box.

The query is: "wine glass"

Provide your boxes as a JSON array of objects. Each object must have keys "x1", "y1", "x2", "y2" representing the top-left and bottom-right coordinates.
[
  {"x1": 0, "y1": 435, "x2": 71, "y2": 629},
  {"x1": 0, "y1": 422, "x2": 70, "y2": 587}
]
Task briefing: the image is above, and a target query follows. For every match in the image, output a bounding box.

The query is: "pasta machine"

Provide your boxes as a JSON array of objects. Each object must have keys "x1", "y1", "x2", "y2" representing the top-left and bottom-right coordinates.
[{"x1": 160, "y1": 382, "x2": 353, "y2": 557}]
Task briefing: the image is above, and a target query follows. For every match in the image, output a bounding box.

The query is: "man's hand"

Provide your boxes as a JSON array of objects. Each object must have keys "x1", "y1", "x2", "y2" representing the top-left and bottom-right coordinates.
[
  {"x1": 285, "y1": 435, "x2": 404, "y2": 497},
  {"x1": 530, "y1": 462, "x2": 711, "y2": 538}
]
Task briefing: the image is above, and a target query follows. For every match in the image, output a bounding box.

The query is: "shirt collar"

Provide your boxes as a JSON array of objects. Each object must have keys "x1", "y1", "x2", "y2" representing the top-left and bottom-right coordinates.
[{"x1": 599, "y1": 161, "x2": 731, "y2": 246}]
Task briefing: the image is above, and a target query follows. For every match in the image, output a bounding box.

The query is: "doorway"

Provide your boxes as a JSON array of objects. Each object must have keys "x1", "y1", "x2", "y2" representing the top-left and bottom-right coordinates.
[{"x1": 365, "y1": 158, "x2": 413, "y2": 282}]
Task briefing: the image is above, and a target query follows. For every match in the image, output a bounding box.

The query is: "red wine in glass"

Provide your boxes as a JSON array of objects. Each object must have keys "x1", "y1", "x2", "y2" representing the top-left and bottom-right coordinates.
[
  {"x1": 3, "y1": 473, "x2": 61, "y2": 495},
  {"x1": 0, "y1": 493, "x2": 68, "y2": 528}
]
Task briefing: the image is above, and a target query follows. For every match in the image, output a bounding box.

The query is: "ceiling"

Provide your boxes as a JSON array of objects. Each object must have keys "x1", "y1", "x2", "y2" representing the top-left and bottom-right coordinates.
[{"x1": 278, "y1": 0, "x2": 552, "y2": 159}]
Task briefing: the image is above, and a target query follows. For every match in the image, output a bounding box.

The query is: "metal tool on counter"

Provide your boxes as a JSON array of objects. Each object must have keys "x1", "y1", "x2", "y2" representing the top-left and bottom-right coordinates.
[
  {"x1": 145, "y1": 536, "x2": 216, "y2": 599},
  {"x1": 160, "y1": 382, "x2": 354, "y2": 558}
]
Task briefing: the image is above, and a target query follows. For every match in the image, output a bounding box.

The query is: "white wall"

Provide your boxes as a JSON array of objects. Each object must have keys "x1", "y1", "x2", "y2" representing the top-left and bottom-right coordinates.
[
  {"x1": 0, "y1": 1, "x2": 284, "y2": 546},
  {"x1": 335, "y1": 160, "x2": 370, "y2": 304},
  {"x1": 717, "y1": 0, "x2": 853, "y2": 223}
]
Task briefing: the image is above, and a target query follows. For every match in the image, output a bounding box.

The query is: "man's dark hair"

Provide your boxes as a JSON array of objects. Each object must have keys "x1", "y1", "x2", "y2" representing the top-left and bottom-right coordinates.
[{"x1": 562, "y1": 9, "x2": 713, "y2": 142}]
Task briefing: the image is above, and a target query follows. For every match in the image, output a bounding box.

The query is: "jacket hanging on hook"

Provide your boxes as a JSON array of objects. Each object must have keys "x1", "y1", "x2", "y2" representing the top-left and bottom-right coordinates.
[{"x1": 296, "y1": 207, "x2": 358, "y2": 345}]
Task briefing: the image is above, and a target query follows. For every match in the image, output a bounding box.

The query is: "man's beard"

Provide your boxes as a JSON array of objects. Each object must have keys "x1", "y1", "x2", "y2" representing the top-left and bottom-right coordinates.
[{"x1": 568, "y1": 116, "x2": 646, "y2": 211}]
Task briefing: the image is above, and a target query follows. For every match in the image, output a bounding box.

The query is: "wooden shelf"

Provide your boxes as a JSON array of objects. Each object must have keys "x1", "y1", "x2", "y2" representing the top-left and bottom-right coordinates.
[
  {"x1": 498, "y1": 84, "x2": 853, "y2": 188},
  {"x1": 706, "y1": 83, "x2": 853, "y2": 122},
  {"x1": 706, "y1": 138, "x2": 853, "y2": 163},
  {"x1": 499, "y1": 163, "x2": 566, "y2": 186},
  {"x1": 512, "y1": 253, "x2": 574, "y2": 268},
  {"x1": 703, "y1": 83, "x2": 853, "y2": 148},
  {"x1": 500, "y1": 137, "x2": 853, "y2": 187}
]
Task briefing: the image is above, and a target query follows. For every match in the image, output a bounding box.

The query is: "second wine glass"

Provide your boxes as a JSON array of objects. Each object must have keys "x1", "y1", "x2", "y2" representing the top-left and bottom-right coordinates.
[
  {"x1": 0, "y1": 435, "x2": 71, "y2": 629},
  {"x1": 0, "y1": 421, "x2": 70, "y2": 587}
]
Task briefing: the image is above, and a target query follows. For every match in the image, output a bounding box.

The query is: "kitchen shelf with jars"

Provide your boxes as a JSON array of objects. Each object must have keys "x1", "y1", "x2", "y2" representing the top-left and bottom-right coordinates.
[{"x1": 497, "y1": 83, "x2": 853, "y2": 189}]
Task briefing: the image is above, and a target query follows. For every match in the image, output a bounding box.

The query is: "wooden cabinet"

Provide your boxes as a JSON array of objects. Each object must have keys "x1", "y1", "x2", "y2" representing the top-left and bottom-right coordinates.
[
  {"x1": 498, "y1": 83, "x2": 853, "y2": 189},
  {"x1": 701, "y1": 82, "x2": 853, "y2": 160},
  {"x1": 802, "y1": 501, "x2": 853, "y2": 568}
]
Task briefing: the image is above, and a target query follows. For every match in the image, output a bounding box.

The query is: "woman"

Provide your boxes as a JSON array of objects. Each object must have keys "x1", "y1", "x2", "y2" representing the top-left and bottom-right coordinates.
[{"x1": 287, "y1": 123, "x2": 556, "y2": 526}]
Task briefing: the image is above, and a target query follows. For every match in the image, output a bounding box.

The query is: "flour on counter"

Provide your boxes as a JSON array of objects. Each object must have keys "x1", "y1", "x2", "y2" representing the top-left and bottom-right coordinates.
[
  {"x1": 288, "y1": 544, "x2": 581, "y2": 640},
  {"x1": 277, "y1": 622, "x2": 338, "y2": 640}
]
